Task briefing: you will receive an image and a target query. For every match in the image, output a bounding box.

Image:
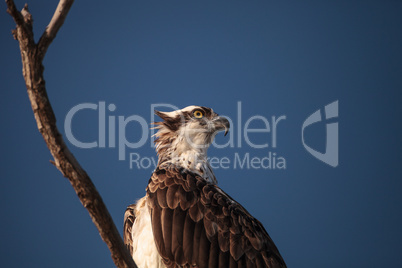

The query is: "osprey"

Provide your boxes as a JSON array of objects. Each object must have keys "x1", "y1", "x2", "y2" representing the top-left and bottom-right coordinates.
[{"x1": 124, "y1": 106, "x2": 286, "y2": 268}]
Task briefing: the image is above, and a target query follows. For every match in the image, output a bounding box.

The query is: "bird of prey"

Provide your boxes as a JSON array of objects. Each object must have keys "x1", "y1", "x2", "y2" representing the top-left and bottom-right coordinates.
[{"x1": 124, "y1": 106, "x2": 286, "y2": 268}]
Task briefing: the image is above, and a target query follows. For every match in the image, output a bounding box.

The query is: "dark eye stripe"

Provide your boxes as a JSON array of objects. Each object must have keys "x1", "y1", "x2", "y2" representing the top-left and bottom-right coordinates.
[{"x1": 199, "y1": 107, "x2": 213, "y2": 118}]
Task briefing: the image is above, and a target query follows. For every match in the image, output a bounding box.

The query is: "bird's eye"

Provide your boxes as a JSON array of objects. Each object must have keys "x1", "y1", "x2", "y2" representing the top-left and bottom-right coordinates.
[{"x1": 193, "y1": 110, "x2": 204, "y2": 118}]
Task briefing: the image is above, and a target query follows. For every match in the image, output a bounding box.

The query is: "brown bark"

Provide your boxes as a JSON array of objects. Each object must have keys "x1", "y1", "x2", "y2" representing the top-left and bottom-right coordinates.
[{"x1": 5, "y1": 1, "x2": 137, "y2": 267}]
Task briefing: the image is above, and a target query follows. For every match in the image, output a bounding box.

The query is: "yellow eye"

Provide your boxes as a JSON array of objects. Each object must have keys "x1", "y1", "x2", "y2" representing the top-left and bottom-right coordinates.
[{"x1": 193, "y1": 110, "x2": 204, "y2": 118}]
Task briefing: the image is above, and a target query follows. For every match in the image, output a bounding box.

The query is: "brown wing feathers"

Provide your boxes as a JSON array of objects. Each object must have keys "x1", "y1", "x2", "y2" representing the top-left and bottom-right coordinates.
[
  {"x1": 147, "y1": 167, "x2": 286, "y2": 268},
  {"x1": 123, "y1": 204, "x2": 136, "y2": 256}
]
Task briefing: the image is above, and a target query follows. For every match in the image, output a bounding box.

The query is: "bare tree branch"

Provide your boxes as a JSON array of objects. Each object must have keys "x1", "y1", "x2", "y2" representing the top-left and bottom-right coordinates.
[
  {"x1": 6, "y1": 0, "x2": 23, "y2": 25},
  {"x1": 5, "y1": 1, "x2": 137, "y2": 267},
  {"x1": 37, "y1": 0, "x2": 74, "y2": 59}
]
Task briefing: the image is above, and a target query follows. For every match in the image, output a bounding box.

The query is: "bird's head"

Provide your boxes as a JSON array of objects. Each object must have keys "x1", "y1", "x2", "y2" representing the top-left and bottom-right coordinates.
[
  {"x1": 154, "y1": 105, "x2": 229, "y2": 150},
  {"x1": 153, "y1": 106, "x2": 229, "y2": 176}
]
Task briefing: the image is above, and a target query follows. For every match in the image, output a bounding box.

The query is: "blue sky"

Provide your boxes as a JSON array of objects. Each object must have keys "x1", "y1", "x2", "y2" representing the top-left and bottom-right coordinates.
[{"x1": 1, "y1": 1, "x2": 401, "y2": 267}]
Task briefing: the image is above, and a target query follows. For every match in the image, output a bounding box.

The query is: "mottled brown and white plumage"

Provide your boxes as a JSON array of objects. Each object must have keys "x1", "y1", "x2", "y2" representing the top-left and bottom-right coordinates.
[{"x1": 124, "y1": 106, "x2": 286, "y2": 268}]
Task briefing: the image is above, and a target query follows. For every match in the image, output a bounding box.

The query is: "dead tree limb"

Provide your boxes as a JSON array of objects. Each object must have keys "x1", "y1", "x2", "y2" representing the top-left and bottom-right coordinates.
[{"x1": 5, "y1": 1, "x2": 137, "y2": 267}]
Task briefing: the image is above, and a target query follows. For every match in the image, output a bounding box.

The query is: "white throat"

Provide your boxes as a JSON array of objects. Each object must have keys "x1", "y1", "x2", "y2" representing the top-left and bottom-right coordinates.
[{"x1": 155, "y1": 126, "x2": 217, "y2": 184}]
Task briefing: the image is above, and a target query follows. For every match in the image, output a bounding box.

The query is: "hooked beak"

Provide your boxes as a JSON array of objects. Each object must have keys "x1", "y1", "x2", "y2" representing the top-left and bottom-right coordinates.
[{"x1": 212, "y1": 116, "x2": 230, "y2": 136}]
